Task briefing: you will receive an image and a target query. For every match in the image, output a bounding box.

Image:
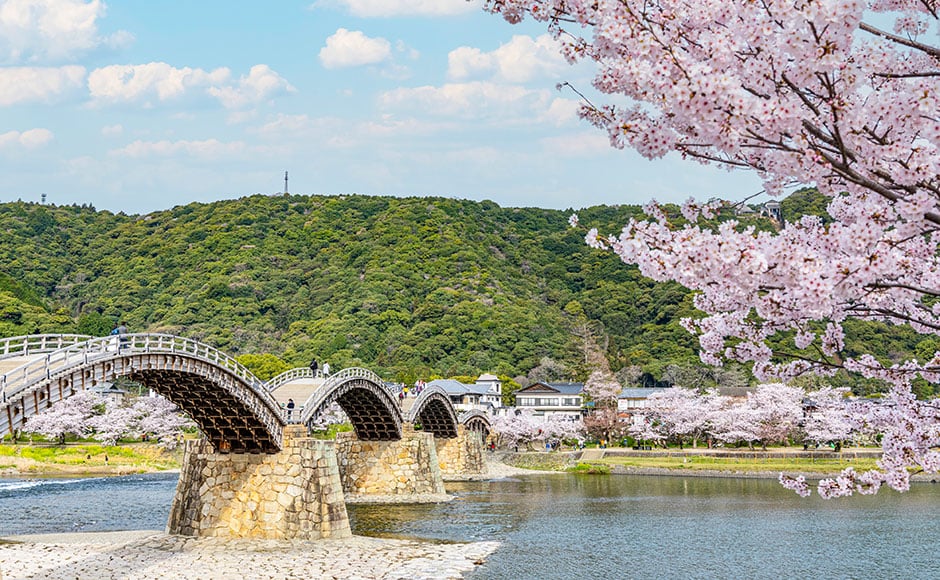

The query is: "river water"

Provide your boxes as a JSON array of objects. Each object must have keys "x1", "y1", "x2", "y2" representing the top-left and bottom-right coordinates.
[{"x1": 2, "y1": 472, "x2": 938, "y2": 579}]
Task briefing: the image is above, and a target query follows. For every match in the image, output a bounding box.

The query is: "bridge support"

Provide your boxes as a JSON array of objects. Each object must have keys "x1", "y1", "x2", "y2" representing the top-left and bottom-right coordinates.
[
  {"x1": 436, "y1": 425, "x2": 485, "y2": 477},
  {"x1": 335, "y1": 426, "x2": 446, "y2": 500},
  {"x1": 167, "y1": 426, "x2": 350, "y2": 539}
]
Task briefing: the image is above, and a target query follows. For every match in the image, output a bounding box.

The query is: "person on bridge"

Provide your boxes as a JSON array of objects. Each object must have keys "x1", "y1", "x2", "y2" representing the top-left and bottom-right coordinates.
[
  {"x1": 286, "y1": 398, "x2": 295, "y2": 419},
  {"x1": 322, "y1": 361, "x2": 330, "y2": 377},
  {"x1": 110, "y1": 321, "x2": 129, "y2": 351},
  {"x1": 309, "y1": 358, "x2": 318, "y2": 377}
]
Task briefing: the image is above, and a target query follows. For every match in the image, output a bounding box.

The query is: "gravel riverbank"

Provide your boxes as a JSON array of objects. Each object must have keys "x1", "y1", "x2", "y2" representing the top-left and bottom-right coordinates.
[{"x1": 0, "y1": 532, "x2": 499, "y2": 580}]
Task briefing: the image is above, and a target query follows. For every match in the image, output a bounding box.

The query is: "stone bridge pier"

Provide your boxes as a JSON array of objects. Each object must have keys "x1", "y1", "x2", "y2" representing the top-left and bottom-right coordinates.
[
  {"x1": 167, "y1": 426, "x2": 351, "y2": 540},
  {"x1": 334, "y1": 426, "x2": 446, "y2": 499},
  {"x1": 436, "y1": 425, "x2": 485, "y2": 478}
]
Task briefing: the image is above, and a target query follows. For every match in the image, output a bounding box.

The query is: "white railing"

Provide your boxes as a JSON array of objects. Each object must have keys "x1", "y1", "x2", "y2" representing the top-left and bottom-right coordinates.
[
  {"x1": 0, "y1": 334, "x2": 274, "y2": 409},
  {"x1": 266, "y1": 367, "x2": 315, "y2": 392},
  {"x1": 296, "y1": 367, "x2": 386, "y2": 424},
  {"x1": 0, "y1": 334, "x2": 93, "y2": 360}
]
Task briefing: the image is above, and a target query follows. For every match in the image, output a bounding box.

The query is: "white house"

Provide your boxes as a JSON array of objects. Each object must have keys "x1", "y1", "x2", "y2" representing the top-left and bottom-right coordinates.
[
  {"x1": 514, "y1": 382, "x2": 585, "y2": 420},
  {"x1": 427, "y1": 374, "x2": 502, "y2": 413},
  {"x1": 616, "y1": 387, "x2": 670, "y2": 414}
]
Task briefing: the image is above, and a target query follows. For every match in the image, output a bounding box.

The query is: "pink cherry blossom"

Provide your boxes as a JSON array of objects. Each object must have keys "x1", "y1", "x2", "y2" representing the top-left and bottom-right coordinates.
[{"x1": 486, "y1": 0, "x2": 940, "y2": 496}]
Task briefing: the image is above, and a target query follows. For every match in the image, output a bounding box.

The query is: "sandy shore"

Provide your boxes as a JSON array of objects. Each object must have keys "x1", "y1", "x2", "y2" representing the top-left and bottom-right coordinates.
[{"x1": 0, "y1": 531, "x2": 499, "y2": 580}]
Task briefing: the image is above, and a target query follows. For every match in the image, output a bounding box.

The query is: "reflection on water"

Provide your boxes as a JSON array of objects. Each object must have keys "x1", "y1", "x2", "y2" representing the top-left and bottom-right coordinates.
[{"x1": 349, "y1": 474, "x2": 940, "y2": 580}]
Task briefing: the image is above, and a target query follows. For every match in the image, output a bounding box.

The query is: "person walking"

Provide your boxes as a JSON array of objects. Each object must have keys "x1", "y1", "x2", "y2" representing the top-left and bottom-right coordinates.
[
  {"x1": 286, "y1": 398, "x2": 295, "y2": 419},
  {"x1": 309, "y1": 358, "x2": 318, "y2": 377},
  {"x1": 322, "y1": 361, "x2": 330, "y2": 377}
]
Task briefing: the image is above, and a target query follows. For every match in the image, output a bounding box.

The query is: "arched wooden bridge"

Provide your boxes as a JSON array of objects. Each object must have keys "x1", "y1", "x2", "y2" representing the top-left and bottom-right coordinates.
[{"x1": 1, "y1": 334, "x2": 491, "y2": 452}]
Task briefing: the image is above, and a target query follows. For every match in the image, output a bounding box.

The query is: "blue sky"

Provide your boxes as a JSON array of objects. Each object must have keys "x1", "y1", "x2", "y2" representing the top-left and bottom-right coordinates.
[{"x1": 0, "y1": 0, "x2": 761, "y2": 214}]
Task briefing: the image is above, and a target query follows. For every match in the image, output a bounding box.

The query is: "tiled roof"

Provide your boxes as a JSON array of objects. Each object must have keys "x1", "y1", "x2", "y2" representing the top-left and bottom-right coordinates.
[
  {"x1": 427, "y1": 379, "x2": 493, "y2": 396},
  {"x1": 518, "y1": 382, "x2": 584, "y2": 395},
  {"x1": 618, "y1": 387, "x2": 670, "y2": 398}
]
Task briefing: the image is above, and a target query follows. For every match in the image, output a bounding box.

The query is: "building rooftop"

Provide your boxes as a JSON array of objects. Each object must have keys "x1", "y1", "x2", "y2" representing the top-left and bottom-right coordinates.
[
  {"x1": 428, "y1": 379, "x2": 491, "y2": 396},
  {"x1": 618, "y1": 387, "x2": 670, "y2": 398},
  {"x1": 518, "y1": 382, "x2": 585, "y2": 395}
]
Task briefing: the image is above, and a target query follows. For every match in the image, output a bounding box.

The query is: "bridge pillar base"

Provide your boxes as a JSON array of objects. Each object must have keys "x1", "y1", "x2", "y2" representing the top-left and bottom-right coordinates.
[
  {"x1": 436, "y1": 425, "x2": 485, "y2": 477},
  {"x1": 167, "y1": 427, "x2": 351, "y2": 539},
  {"x1": 335, "y1": 428, "x2": 446, "y2": 499}
]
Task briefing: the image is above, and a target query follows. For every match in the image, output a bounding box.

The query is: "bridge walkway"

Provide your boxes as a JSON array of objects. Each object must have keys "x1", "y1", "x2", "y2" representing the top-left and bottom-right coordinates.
[
  {"x1": 269, "y1": 377, "x2": 324, "y2": 410},
  {"x1": 0, "y1": 355, "x2": 44, "y2": 376}
]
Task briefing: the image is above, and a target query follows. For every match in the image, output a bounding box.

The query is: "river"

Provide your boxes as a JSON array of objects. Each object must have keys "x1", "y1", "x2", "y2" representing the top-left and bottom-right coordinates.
[{"x1": 2, "y1": 472, "x2": 938, "y2": 579}]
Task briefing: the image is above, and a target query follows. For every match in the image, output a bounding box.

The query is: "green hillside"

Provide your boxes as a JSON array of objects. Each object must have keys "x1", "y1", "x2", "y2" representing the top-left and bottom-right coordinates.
[{"x1": 0, "y1": 192, "x2": 926, "y2": 393}]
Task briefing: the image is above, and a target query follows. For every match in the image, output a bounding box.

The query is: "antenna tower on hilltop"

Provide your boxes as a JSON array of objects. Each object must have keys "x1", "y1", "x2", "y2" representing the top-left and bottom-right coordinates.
[{"x1": 284, "y1": 171, "x2": 289, "y2": 194}]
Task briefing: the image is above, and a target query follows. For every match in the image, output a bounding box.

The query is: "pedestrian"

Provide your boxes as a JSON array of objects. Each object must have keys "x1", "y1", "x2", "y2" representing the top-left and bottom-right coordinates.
[
  {"x1": 398, "y1": 390, "x2": 405, "y2": 405},
  {"x1": 322, "y1": 361, "x2": 330, "y2": 377},
  {"x1": 286, "y1": 398, "x2": 295, "y2": 419},
  {"x1": 309, "y1": 358, "x2": 318, "y2": 377}
]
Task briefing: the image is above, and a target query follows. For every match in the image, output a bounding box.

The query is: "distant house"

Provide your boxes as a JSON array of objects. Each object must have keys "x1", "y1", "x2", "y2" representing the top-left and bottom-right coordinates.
[
  {"x1": 617, "y1": 387, "x2": 670, "y2": 414},
  {"x1": 514, "y1": 382, "x2": 584, "y2": 420},
  {"x1": 715, "y1": 387, "x2": 756, "y2": 399},
  {"x1": 428, "y1": 374, "x2": 501, "y2": 412},
  {"x1": 90, "y1": 382, "x2": 128, "y2": 403},
  {"x1": 473, "y1": 373, "x2": 502, "y2": 409}
]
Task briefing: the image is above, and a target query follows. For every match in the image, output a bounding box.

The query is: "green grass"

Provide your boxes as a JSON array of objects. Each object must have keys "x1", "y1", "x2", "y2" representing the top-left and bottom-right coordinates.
[
  {"x1": 597, "y1": 455, "x2": 880, "y2": 474},
  {"x1": 0, "y1": 443, "x2": 180, "y2": 472},
  {"x1": 567, "y1": 462, "x2": 612, "y2": 475}
]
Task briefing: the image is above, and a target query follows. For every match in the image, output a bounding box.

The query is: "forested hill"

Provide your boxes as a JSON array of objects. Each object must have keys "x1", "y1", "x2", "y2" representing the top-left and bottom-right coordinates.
[{"x1": 0, "y1": 191, "x2": 925, "y2": 390}]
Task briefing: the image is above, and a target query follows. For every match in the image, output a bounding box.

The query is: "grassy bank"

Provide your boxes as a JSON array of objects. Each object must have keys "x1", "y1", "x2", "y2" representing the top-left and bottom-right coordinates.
[
  {"x1": 594, "y1": 454, "x2": 879, "y2": 474},
  {"x1": 0, "y1": 443, "x2": 181, "y2": 476}
]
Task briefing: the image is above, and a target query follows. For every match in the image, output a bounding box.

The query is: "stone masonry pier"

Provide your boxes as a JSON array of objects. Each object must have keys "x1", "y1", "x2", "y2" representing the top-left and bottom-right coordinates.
[
  {"x1": 436, "y1": 425, "x2": 485, "y2": 478},
  {"x1": 167, "y1": 426, "x2": 351, "y2": 540},
  {"x1": 334, "y1": 427, "x2": 446, "y2": 499}
]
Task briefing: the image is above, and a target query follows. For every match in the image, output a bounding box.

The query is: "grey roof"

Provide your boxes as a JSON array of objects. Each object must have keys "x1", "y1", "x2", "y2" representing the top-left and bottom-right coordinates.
[
  {"x1": 618, "y1": 387, "x2": 670, "y2": 399},
  {"x1": 518, "y1": 382, "x2": 584, "y2": 395},
  {"x1": 716, "y1": 387, "x2": 756, "y2": 398},
  {"x1": 428, "y1": 379, "x2": 492, "y2": 396}
]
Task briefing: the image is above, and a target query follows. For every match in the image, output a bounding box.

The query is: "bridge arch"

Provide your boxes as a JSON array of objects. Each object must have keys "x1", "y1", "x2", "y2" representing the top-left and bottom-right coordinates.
[
  {"x1": 459, "y1": 409, "x2": 492, "y2": 442},
  {"x1": 406, "y1": 385, "x2": 459, "y2": 439},
  {"x1": 299, "y1": 368, "x2": 402, "y2": 440},
  {"x1": 1, "y1": 334, "x2": 284, "y2": 452}
]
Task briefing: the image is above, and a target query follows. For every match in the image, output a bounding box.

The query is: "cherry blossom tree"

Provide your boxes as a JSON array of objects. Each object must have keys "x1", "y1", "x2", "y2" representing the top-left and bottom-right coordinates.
[
  {"x1": 492, "y1": 410, "x2": 544, "y2": 449},
  {"x1": 801, "y1": 386, "x2": 857, "y2": 447},
  {"x1": 23, "y1": 390, "x2": 102, "y2": 444},
  {"x1": 133, "y1": 396, "x2": 195, "y2": 449},
  {"x1": 24, "y1": 391, "x2": 193, "y2": 449},
  {"x1": 583, "y1": 368, "x2": 625, "y2": 443},
  {"x1": 485, "y1": 0, "x2": 940, "y2": 496},
  {"x1": 647, "y1": 387, "x2": 730, "y2": 448}
]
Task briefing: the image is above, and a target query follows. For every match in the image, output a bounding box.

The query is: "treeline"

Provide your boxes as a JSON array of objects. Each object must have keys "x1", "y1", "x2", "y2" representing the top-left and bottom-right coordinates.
[{"x1": 0, "y1": 190, "x2": 927, "y2": 394}]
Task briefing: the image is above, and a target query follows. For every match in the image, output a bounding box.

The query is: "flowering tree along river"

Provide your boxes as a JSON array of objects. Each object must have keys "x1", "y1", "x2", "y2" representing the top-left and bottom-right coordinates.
[
  {"x1": 23, "y1": 391, "x2": 193, "y2": 449},
  {"x1": 485, "y1": 1, "x2": 939, "y2": 496}
]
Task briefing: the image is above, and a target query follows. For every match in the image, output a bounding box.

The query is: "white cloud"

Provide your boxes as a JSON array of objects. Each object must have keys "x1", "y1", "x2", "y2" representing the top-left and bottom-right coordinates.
[
  {"x1": 540, "y1": 97, "x2": 580, "y2": 126},
  {"x1": 313, "y1": 0, "x2": 478, "y2": 17},
  {"x1": 0, "y1": 128, "x2": 53, "y2": 149},
  {"x1": 110, "y1": 138, "x2": 255, "y2": 160},
  {"x1": 379, "y1": 81, "x2": 569, "y2": 123},
  {"x1": 0, "y1": 0, "x2": 132, "y2": 64},
  {"x1": 100, "y1": 123, "x2": 123, "y2": 136},
  {"x1": 0, "y1": 65, "x2": 85, "y2": 105},
  {"x1": 319, "y1": 28, "x2": 391, "y2": 69},
  {"x1": 88, "y1": 62, "x2": 229, "y2": 104},
  {"x1": 448, "y1": 34, "x2": 566, "y2": 83},
  {"x1": 87, "y1": 62, "x2": 292, "y2": 109},
  {"x1": 207, "y1": 64, "x2": 295, "y2": 109},
  {"x1": 540, "y1": 131, "x2": 612, "y2": 156}
]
